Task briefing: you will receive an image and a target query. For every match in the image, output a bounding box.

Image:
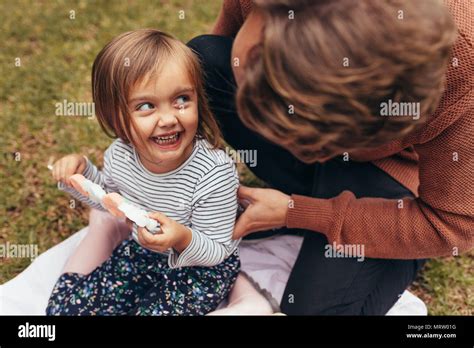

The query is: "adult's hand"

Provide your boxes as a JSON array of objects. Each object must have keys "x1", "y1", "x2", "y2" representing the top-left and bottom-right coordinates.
[{"x1": 233, "y1": 186, "x2": 291, "y2": 240}]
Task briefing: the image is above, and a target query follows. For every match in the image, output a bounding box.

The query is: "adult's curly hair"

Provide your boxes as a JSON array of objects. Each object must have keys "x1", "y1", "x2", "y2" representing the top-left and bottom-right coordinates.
[{"x1": 236, "y1": 0, "x2": 457, "y2": 162}]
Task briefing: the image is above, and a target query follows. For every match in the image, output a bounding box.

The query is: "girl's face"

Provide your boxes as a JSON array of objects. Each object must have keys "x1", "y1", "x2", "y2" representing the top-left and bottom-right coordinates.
[{"x1": 128, "y1": 60, "x2": 199, "y2": 174}]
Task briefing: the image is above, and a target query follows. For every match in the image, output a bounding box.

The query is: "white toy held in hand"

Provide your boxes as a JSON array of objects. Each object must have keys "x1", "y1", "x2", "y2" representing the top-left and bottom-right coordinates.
[
  {"x1": 103, "y1": 193, "x2": 160, "y2": 233},
  {"x1": 71, "y1": 176, "x2": 106, "y2": 204},
  {"x1": 69, "y1": 174, "x2": 160, "y2": 233}
]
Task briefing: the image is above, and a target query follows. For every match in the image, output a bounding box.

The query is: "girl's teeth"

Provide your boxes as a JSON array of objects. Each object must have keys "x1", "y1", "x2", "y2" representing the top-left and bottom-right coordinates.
[{"x1": 152, "y1": 133, "x2": 179, "y2": 145}]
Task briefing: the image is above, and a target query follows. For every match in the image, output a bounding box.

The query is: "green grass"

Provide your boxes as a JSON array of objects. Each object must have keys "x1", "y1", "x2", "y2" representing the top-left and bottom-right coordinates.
[
  {"x1": 0, "y1": 0, "x2": 472, "y2": 315},
  {"x1": 0, "y1": 0, "x2": 222, "y2": 283}
]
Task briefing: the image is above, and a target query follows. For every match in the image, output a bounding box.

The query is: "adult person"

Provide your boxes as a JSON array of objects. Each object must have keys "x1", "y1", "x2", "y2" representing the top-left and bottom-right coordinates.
[{"x1": 187, "y1": 0, "x2": 473, "y2": 314}]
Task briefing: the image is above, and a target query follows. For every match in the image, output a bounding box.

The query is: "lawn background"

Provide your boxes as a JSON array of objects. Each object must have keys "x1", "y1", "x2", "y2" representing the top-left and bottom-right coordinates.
[{"x1": 0, "y1": 0, "x2": 472, "y2": 315}]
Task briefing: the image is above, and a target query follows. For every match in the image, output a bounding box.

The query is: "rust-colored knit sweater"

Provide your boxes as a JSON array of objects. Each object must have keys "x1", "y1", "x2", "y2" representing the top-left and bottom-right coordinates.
[{"x1": 213, "y1": 0, "x2": 473, "y2": 259}]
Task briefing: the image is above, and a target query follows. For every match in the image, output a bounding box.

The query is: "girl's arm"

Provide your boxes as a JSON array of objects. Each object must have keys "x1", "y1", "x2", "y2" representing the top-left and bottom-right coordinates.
[
  {"x1": 60, "y1": 143, "x2": 119, "y2": 211},
  {"x1": 168, "y1": 162, "x2": 240, "y2": 268}
]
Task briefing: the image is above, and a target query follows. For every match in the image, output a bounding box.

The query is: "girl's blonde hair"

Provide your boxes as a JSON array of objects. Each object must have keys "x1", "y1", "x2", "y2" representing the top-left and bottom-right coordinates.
[{"x1": 92, "y1": 29, "x2": 222, "y2": 149}]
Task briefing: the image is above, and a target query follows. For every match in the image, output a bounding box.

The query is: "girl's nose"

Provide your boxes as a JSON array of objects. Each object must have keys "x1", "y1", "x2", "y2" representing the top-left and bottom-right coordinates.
[{"x1": 157, "y1": 113, "x2": 178, "y2": 128}]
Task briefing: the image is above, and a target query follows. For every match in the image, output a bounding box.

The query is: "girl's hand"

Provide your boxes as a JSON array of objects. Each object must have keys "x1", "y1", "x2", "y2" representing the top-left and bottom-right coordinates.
[
  {"x1": 137, "y1": 212, "x2": 192, "y2": 253},
  {"x1": 233, "y1": 186, "x2": 291, "y2": 240},
  {"x1": 51, "y1": 154, "x2": 87, "y2": 187}
]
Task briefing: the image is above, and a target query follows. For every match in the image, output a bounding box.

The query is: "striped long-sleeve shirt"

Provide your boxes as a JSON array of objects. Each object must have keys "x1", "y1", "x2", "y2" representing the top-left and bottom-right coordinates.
[{"x1": 61, "y1": 138, "x2": 240, "y2": 268}]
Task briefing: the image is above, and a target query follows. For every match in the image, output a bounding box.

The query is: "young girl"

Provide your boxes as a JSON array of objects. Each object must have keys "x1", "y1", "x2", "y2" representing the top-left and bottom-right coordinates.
[{"x1": 47, "y1": 29, "x2": 242, "y2": 315}]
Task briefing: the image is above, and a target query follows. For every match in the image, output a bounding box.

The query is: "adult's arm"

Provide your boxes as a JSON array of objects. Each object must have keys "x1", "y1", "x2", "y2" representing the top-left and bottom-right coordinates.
[
  {"x1": 287, "y1": 90, "x2": 474, "y2": 259},
  {"x1": 288, "y1": 0, "x2": 473, "y2": 259},
  {"x1": 212, "y1": 0, "x2": 252, "y2": 36}
]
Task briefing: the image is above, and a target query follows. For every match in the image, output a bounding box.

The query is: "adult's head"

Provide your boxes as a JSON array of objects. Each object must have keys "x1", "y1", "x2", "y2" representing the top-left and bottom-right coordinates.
[{"x1": 233, "y1": 0, "x2": 457, "y2": 162}]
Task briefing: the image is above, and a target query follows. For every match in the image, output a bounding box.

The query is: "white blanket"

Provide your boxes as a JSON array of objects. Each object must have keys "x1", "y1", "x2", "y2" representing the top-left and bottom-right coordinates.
[{"x1": 0, "y1": 228, "x2": 427, "y2": 315}]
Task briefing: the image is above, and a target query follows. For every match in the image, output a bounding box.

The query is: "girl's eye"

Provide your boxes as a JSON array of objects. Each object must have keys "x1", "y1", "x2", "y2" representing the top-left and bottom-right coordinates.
[
  {"x1": 137, "y1": 102, "x2": 154, "y2": 111},
  {"x1": 175, "y1": 95, "x2": 190, "y2": 106}
]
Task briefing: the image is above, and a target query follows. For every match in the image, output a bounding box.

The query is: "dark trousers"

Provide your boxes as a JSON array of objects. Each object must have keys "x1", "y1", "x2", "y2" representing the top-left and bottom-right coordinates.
[{"x1": 188, "y1": 35, "x2": 425, "y2": 315}]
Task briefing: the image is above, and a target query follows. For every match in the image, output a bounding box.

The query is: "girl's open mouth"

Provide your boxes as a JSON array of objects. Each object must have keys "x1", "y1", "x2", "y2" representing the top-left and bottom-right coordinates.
[{"x1": 150, "y1": 131, "x2": 183, "y2": 150}]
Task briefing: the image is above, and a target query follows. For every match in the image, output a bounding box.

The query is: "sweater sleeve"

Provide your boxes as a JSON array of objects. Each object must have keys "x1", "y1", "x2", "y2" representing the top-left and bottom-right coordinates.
[
  {"x1": 212, "y1": 0, "x2": 248, "y2": 37},
  {"x1": 287, "y1": 91, "x2": 473, "y2": 259},
  {"x1": 168, "y1": 162, "x2": 240, "y2": 268},
  {"x1": 59, "y1": 143, "x2": 119, "y2": 211}
]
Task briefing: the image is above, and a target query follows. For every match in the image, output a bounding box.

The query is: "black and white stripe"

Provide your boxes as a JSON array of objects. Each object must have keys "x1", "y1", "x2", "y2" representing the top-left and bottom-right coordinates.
[{"x1": 61, "y1": 138, "x2": 240, "y2": 268}]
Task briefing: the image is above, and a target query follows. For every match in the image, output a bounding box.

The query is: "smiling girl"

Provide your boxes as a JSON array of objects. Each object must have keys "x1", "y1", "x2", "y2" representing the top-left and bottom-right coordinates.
[{"x1": 47, "y1": 29, "x2": 241, "y2": 315}]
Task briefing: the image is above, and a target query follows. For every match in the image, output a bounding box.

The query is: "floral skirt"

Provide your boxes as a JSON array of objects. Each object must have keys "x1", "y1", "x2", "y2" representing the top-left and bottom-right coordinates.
[{"x1": 46, "y1": 238, "x2": 240, "y2": 316}]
